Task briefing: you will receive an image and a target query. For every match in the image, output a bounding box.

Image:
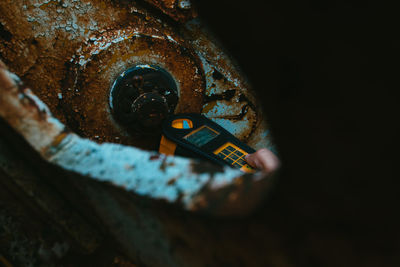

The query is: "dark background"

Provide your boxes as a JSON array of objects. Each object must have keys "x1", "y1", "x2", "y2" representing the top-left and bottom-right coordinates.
[{"x1": 196, "y1": 0, "x2": 398, "y2": 266}]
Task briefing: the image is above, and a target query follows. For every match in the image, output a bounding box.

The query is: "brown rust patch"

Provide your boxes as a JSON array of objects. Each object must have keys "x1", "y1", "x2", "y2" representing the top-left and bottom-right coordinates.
[
  {"x1": 0, "y1": 0, "x2": 145, "y2": 125},
  {"x1": 50, "y1": 132, "x2": 69, "y2": 147},
  {"x1": 0, "y1": 61, "x2": 64, "y2": 153},
  {"x1": 62, "y1": 27, "x2": 205, "y2": 150},
  {"x1": 149, "y1": 154, "x2": 160, "y2": 160},
  {"x1": 0, "y1": 0, "x2": 206, "y2": 151},
  {"x1": 0, "y1": 0, "x2": 274, "y2": 153},
  {"x1": 183, "y1": 22, "x2": 275, "y2": 148},
  {"x1": 167, "y1": 177, "x2": 176, "y2": 185}
]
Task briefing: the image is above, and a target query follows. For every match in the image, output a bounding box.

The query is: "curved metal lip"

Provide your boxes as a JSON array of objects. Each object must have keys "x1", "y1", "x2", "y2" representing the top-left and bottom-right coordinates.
[{"x1": 0, "y1": 61, "x2": 275, "y2": 217}]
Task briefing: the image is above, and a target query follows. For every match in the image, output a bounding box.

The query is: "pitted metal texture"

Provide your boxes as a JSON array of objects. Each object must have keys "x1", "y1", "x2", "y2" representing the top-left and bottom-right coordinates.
[
  {"x1": 0, "y1": 1, "x2": 279, "y2": 265},
  {"x1": 63, "y1": 25, "x2": 205, "y2": 149},
  {"x1": 0, "y1": 0, "x2": 275, "y2": 152},
  {"x1": 0, "y1": 61, "x2": 272, "y2": 216}
]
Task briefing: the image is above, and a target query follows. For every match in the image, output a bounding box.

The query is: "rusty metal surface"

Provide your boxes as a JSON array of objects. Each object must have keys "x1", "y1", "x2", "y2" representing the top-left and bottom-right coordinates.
[
  {"x1": 0, "y1": 64, "x2": 282, "y2": 266},
  {"x1": 0, "y1": 134, "x2": 285, "y2": 267},
  {"x1": 0, "y1": 62, "x2": 272, "y2": 216},
  {"x1": 64, "y1": 26, "x2": 205, "y2": 149},
  {"x1": 0, "y1": 0, "x2": 274, "y2": 151},
  {"x1": 184, "y1": 19, "x2": 276, "y2": 151},
  {"x1": 0, "y1": 0, "x2": 279, "y2": 265},
  {"x1": 0, "y1": 60, "x2": 65, "y2": 154}
]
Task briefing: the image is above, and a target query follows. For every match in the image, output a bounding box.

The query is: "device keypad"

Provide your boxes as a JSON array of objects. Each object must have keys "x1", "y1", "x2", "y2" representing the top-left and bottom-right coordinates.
[{"x1": 214, "y1": 143, "x2": 255, "y2": 172}]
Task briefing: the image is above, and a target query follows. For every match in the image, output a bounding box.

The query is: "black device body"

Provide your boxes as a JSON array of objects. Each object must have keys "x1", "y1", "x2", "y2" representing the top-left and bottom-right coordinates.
[{"x1": 161, "y1": 114, "x2": 256, "y2": 171}]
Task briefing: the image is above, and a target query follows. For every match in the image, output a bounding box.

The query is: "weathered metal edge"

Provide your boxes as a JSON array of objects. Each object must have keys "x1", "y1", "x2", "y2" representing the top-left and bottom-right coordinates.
[{"x1": 0, "y1": 60, "x2": 273, "y2": 216}]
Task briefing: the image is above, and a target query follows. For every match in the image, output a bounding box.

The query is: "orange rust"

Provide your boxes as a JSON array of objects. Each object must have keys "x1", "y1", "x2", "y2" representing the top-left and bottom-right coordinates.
[
  {"x1": 50, "y1": 132, "x2": 69, "y2": 147},
  {"x1": 0, "y1": 0, "x2": 174, "y2": 124},
  {"x1": 0, "y1": 0, "x2": 205, "y2": 151},
  {"x1": 0, "y1": 60, "x2": 65, "y2": 155},
  {"x1": 62, "y1": 30, "x2": 205, "y2": 150},
  {"x1": 0, "y1": 0, "x2": 271, "y2": 152}
]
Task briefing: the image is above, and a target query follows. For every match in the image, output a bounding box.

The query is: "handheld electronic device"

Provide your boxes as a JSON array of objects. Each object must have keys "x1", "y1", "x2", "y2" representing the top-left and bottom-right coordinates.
[{"x1": 159, "y1": 114, "x2": 256, "y2": 173}]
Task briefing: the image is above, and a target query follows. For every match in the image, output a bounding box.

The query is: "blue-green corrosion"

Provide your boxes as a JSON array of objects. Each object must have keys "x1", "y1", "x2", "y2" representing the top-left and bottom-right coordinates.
[{"x1": 46, "y1": 133, "x2": 269, "y2": 214}]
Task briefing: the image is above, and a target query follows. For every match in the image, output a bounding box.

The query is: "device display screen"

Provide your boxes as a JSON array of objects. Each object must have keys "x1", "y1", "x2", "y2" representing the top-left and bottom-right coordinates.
[{"x1": 184, "y1": 126, "x2": 219, "y2": 147}]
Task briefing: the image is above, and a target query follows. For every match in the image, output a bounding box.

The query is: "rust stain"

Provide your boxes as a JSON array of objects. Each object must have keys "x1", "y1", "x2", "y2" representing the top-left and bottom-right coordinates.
[
  {"x1": 0, "y1": 0, "x2": 274, "y2": 152},
  {"x1": 0, "y1": 60, "x2": 65, "y2": 154},
  {"x1": 167, "y1": 177, "x2": 176, "y2": 185},
  {"x1": 183, "y1": 20, "x2": 276, "y2": 150},
  {"x1": 50, "y1": 132, "x2": 69, "y2": 147},
  {"x1": 0, "y1": 2, "x2": 279, "y2": 266},
  {"x1": 63, "y1": 29, "x2": 205, "y2": 150},
  {"x1": 0, "y1": 0, "x2": 275, "y2": 154},
  {"x1": 0, "y1": 0, "x2": 206, "y2": 151}
]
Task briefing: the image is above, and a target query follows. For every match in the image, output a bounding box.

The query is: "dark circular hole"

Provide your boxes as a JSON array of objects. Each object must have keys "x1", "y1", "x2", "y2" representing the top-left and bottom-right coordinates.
[{"x1": 110, "y1": 65, "x2": 179, "y2": 135}]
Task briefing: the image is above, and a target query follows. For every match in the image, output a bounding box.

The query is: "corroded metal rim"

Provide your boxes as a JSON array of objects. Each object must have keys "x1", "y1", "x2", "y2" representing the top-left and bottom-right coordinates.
[
  {"x1": 0, "y1": 61, "x2": 273, "y2": 216},
  {"x1": 62, "y1": 27, "x2": 205, "y2": 149}
]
